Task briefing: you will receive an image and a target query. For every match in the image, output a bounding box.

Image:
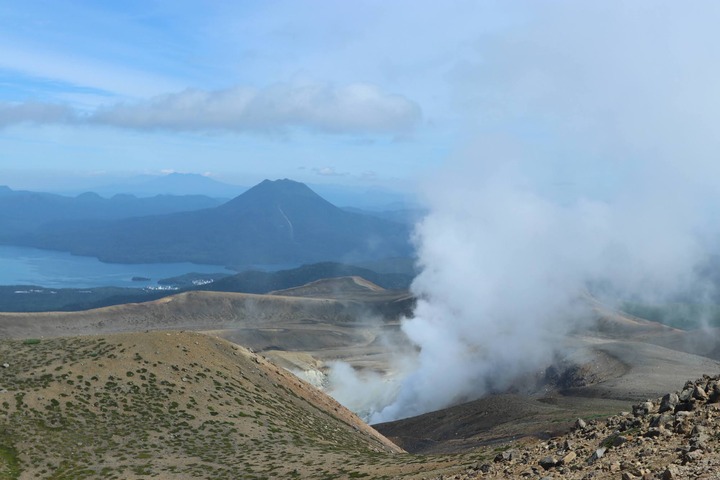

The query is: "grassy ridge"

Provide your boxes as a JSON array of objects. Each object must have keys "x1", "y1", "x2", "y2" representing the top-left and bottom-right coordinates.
[{"x1": 0, "y1": 332, "x2": 482, "y2": 479}]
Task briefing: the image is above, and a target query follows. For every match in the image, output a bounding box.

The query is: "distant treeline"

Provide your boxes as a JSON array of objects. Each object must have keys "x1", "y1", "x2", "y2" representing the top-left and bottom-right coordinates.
[{"x1": 0, "y1": 262, "x2": 414, "y2": 312}]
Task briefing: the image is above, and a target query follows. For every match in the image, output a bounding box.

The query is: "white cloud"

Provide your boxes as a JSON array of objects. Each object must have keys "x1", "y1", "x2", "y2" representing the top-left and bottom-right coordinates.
[
  {"x1": 90, "y1": 83, "x2": 421, "y2": 135},
  {"x1": 313, "y1": 166, "x2": 345, "y2": 177},
  {"x1": 0, "y1": 83, "x2": 421, "y2": 137},
  {"x1": 0, "y1": 102, "x2": 76, "y2": 127}
]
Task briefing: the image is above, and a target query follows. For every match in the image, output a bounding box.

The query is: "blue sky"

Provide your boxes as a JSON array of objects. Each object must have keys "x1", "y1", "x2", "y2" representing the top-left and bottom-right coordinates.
[{"x1": 2, "y1": 1, "x2": 720, "y2": 198}]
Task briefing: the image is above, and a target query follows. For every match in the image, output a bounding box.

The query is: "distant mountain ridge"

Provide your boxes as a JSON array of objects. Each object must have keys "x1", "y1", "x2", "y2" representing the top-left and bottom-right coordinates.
[
  {"x1": 0, "y1": 187, "x2": 223, "y2": 238},
  {"x1": 89, "y1": 172, "x2": 247, "y2": 198},
  {"x1": 61, "y1": 174, "x2": 416, "y2": 210},
  {"x1": 7, "y1": 179, "x2": 413, "y2": 266}
]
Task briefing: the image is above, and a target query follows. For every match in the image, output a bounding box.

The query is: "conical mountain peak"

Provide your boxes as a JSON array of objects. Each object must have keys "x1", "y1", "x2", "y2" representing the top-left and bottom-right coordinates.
[{"x1": 220, "y1": 178, "x2": 333, "y2": 211}]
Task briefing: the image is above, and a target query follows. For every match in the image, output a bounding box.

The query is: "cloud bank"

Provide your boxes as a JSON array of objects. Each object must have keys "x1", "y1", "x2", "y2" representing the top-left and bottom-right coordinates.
[{"x1": 0, "y1": 83, "x2": 420, "y2": 136}]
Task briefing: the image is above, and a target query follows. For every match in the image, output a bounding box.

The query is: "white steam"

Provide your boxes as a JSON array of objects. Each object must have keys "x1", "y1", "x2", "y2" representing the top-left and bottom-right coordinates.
[
  {"x1": 325, "y1": 362, "x2": 403, "y2": 420},
  {"x1": 370, "y1": 164, "x2": 707, "y2": 423},
  {"x1": 328, "y1": 2, "x2": 720, "y2": 423},
  {"x1": 332, "y1": 1, "x2": 720, "y2": 422}
]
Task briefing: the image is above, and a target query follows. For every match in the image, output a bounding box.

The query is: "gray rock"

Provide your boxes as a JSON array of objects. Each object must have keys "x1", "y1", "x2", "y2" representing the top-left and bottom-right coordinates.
[
  {"x1": 708, "y1": 383, "x2": 720, "y2": 403},
  {"x1": 587, "y1": 447, "x2": 606, "y2": 464},
  {"x1": 689, "y1": 432, "x2": 709, "y2": 451},
  {"x1": 650, "y1": 414, "x2": 674, "y2": 428},
  {"x1": 494, "y1": 449, "x2": 518, "y2": 463},
  {"x1": 659, "y1": 393, "x2": 679, "y2": 413},
  {"x1": 683, "y1": 449, "x2": 704, "y2": 462},
  {"x1": 678, "y1": 387, "x2": 694, "y2": 402},
  {"x1": 633, "y1": 401, "x2": 654, "y2": 416},
  {"x1": 693, "y1": 385, "x2": 708, "y2": 401},
  {"x1": 539, "y1": 456, "x2": 558, "y2": 470},
  {"x1": 674, "y1": 419, "x2": 693, "y2": 435},
  {"x1": 662, "y1": 465, "x2": 680, "y2": 480},
  {"x1": 601, "y1": 432, "x2": 629, "y2": 448},
  {"x1": 673, "y1": 399, "x2": 695, "y2": 413}
]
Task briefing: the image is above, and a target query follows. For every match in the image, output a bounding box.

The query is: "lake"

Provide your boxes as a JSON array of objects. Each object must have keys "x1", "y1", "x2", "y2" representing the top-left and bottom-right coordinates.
[{"x1": 0, "y1": 245, "x2": 234, "y2": 288}]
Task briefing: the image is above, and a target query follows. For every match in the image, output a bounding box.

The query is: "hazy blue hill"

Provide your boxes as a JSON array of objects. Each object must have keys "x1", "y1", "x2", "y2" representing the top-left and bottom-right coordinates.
[
  {"x1": 9, "y1": 179, "x2": 413, "y2": 266},
  {"x1": 90, "y1": 172, "x2": 247, "y2": 198},
  {"x1": 0, "y1": 187, "x2": 224, "y2": 238},
  {"x1": 343, "y1": 206, "x2": 427, "y2": 226}
]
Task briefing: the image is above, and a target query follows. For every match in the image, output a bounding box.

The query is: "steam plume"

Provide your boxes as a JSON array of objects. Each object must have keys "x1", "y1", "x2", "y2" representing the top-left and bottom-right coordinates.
[
  {"x1": 370, "y1": 161, "x2": 707, "y2": 422},
  {"x1": 329, "y1": 2, "x2": 720, "y2": 423}
]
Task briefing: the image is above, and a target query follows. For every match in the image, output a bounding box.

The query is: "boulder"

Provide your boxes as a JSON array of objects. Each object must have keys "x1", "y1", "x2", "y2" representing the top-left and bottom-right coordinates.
[
  {"x1": 587, "y1": 447, "x2": 606, "y2": 464},
  {"x1": 538, "y1": 456, "x2": 558, "y2": 470},
  {"x1": 659, "y1": 393, "x2": 679, "y2": 413},
  {"x1": 575, "y1": 418, "x2": 587, "y2": 430},
  {"x1": 678, "y1": 387, "x2": 694, "y2": 402},
  {"x1": 708, "y1": 382, "x2": 720, "y2": 403},
  {"x1": 633, "y1": 401, "x2": 654, "y2": 417},
  {"x1": 693, "y1": 385, "x2": 708, "y2": 401}
]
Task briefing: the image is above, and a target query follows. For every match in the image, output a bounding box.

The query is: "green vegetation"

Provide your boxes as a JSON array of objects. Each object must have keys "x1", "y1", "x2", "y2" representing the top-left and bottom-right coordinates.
[
  {"x1": 0, "y1": 285, "x2": 167, "y2": 313},
  {"x1": 0, "y1": 332, "x2": 478, "y2": 478},
  {"x1": 0, "y1": 444, "x2": 20, "y2": 480}
]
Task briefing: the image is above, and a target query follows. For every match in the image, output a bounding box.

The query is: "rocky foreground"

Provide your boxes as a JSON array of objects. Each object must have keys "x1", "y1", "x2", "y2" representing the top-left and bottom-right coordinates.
[{"x1": 435, "y1": 375, "x2": 720, "y2": 480}]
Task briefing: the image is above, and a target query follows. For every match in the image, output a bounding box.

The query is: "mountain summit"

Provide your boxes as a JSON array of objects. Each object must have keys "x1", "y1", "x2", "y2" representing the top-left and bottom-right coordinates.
[
  {"x1": 218, "y1": 178, "x2": 337, "y2": 218},
  {"x1": 12, "y1": 179, "x2": 413, "y2": 266}
]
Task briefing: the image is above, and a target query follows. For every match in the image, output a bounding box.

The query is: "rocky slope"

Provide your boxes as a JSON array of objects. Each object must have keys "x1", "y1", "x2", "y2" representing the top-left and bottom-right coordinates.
[{"x1": 430, "y1": 374, "x2": 720, "y2": 479}]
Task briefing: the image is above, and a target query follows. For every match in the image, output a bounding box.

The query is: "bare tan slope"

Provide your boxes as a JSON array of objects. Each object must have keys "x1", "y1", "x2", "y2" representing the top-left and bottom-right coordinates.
[
  {"x1": 0, "y1": 288, "x2": 412, "y2": 376},
  {"x1": 0, "y1": 290, "x2": 384, "y2": 339},
  {"x1": 271, "y1": 275, "x2": 387, "y2": 298}
]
